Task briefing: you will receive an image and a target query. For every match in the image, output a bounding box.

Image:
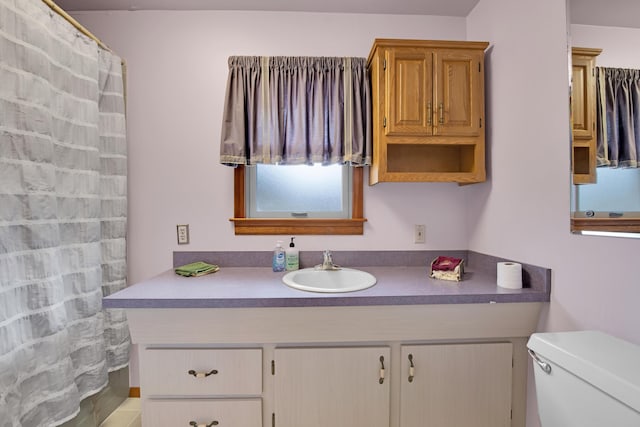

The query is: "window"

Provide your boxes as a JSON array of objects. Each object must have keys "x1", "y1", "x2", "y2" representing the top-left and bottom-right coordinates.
[
  {"x1": 247, "y1": 164, "x2": 351, "y2": 219},
  {"x1": 231, "y1": 166, "x2": 365, "y2": 235}
]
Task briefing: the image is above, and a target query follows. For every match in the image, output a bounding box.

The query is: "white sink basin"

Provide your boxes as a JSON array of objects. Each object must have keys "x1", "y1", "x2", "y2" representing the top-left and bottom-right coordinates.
[{"x1": 282, "y1": 268, "x2": 377, "y2": 293}]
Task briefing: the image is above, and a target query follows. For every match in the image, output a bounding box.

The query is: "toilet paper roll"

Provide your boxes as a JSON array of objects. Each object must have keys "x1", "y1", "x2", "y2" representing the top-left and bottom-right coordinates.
[{"x1": 497, "y1": 262, "x2": 523, "y2": 289}]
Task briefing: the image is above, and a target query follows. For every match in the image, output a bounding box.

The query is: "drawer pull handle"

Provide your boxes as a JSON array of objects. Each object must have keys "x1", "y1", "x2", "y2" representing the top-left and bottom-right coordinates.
[
  {"x1": 379, "y1": 355, "x2": 385, "y2": 384},
  {"x1": 408, "y1": 354, "x2": 415, "y2": 383},
  {"x1": 189, "y1": 421, "x2": 219, "y2": 427},
  {"x1": 188, "y1": 369, "x2": 218, "y2": 378},
  {"x1": 439, "y1": 102, "x2": 444, "y2": 124}
]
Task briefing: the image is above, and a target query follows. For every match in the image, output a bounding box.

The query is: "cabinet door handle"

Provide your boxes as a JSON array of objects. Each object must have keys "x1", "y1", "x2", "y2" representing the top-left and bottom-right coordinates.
[
  {"x1": 427, "y1": 102, "x2": 432, "y2": 125},
  {"x1": 189, "y1": 421, "x2": 219, "y2": 427},
  {"x1": 408, "y1": 354, "x2": 415, "y2": 383},
  {"x1": 379, "y1": 355, "x2": 385, "y2": 384},
  {"x1": 439, "y1": 102, "x2": 445, "y2": 124},
  {"x1": 187, "y1": 369, "x2": 218, "y2": 378}
]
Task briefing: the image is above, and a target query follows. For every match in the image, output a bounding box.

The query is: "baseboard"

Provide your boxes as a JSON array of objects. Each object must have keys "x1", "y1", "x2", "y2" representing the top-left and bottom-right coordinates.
[{"x1": 129, "y1": 387, "x2": 140, "y2": 398}]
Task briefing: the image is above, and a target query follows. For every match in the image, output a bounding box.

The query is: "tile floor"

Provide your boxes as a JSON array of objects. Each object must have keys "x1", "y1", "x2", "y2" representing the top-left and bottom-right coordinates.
[{"x1": 98, "y1": 398, "x2": 141, "y2": 427}]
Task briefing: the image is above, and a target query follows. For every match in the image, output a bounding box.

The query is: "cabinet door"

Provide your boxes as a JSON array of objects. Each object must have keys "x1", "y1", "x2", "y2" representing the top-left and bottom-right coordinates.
[
  {"x1": 433, "y1": 49, "x2": 484, "y2": 137},
  {"x1": 400, "y1": 342, "x2": 512, "y2": 427},
  {"x1": 385, "y1": 48, "x2": 433, "y2": 136},
  {"x1": 571, "y1": 54, "x2": 596, "y2": 141},
  {"x1": 274, "y1": 347, "x2": 390, "y2": 427}
]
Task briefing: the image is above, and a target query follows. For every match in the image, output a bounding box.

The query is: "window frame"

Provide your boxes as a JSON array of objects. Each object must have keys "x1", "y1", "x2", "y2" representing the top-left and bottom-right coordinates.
[{"x1": 230, "y1": 165, "x2": 366, "y2": 235}]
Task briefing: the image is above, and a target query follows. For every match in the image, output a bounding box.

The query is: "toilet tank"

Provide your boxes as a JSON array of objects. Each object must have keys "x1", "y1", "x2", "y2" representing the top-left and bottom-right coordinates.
[{"x1": 527, "y1": 331, "x2": 640, "y2": 427}]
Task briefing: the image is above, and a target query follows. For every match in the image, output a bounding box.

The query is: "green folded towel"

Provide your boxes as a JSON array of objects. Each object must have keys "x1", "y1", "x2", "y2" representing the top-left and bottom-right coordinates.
[{"x1": 174, "y1": 261, "x2": 219, "y2": 277}]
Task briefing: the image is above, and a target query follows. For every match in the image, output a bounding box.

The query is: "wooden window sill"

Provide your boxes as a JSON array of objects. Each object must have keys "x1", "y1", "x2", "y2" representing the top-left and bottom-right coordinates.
[{"x1": 230, "y1": 218, "x2": 366, "y2": 235}]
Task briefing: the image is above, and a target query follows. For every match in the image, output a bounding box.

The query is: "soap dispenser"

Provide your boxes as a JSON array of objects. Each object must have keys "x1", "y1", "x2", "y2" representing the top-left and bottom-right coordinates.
[
  {"x1": 272, "y1": 240, "x2": 286, "y2": 272},
  {"x1": 285, "y1": 237, "x2": 299, "y2": 271}
]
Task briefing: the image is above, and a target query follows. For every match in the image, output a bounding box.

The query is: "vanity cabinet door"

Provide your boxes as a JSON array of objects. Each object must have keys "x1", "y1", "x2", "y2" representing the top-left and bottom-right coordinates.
[
  {"x1": 274, "y1": 347, "x2": 390, "y2": 427},
  {"x1": 400, "y1": 342, "x2": 513, "y2": 427}
]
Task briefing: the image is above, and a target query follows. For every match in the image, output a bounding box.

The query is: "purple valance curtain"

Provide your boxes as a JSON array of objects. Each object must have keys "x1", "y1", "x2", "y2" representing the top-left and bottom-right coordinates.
[
  {"x1": 596, "y1": 67, "x2": 640, "y2": 168},
  {"x1": 219, "y1": 56, "x2": 372, "y2": 166}
]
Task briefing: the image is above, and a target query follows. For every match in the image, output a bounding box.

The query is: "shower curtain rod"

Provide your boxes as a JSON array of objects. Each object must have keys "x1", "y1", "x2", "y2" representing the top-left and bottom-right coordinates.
[
  {"x1": 40, "y1": 0, "x2": 127, "y2": 105},
  {"x1": 41, "y1": 0, "x2": 111, "y2": 51}
]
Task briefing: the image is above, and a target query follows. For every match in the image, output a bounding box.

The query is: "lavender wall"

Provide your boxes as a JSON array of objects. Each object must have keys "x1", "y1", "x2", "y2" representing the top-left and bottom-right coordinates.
[
  {"x1": 70, "y1": 10, "x2": 470, "y2": 287},
  {"x1": 467, "y1": 1, "x2": 640, "y2": 426},
  {"x1": 71, "y1": 4, "x2": 640, "y2": 424},
  {"x1": 70, "y1": 9, "x2": 471, "y2": 389}
]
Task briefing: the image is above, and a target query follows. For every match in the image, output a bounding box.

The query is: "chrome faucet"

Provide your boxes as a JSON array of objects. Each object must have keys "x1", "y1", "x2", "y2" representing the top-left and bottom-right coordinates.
[{"x1": 317, "y1": 250, "x2": 341, "y2": 270}]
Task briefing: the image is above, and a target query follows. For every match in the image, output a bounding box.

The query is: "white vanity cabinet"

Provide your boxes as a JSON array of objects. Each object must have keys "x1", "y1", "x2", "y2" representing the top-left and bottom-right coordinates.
[
  {"x1": 127, "y1": 303, "x2": 542, "y2": 427},
  {"x1": 274, "y1": 347, "x2": 391, "y2": 427},
  {"x1": 399, "y1": 343, "x2": 513, "y2": 427}
]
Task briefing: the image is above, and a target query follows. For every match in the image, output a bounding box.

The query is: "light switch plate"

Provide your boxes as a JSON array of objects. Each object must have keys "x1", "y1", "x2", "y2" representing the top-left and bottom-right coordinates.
[{"x1": 177, "y1": 224, "x2": 189, "y2": 245}]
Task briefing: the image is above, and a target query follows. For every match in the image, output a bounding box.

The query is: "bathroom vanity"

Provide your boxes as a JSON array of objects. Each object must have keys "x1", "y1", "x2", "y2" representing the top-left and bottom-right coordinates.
[{"x1": 104, "y1": 251, "x2": 550, "y2": 427}]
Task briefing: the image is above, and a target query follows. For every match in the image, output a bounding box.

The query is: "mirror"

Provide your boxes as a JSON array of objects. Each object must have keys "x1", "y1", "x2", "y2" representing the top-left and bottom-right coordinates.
[{"x1": 569, "y1": 0, "x2": 640, "y2": 235}]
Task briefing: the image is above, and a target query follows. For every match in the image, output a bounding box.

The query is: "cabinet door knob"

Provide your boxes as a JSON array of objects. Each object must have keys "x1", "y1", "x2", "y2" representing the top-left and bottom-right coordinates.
[
  {"x1": 408, "y1": 354, "x2": 415, "y2": 383},
  {"x1": 379, "y1": 355, "x2": 385, "y2": 384},
  {"x1": 189, "y1": 421, "x2": 219, "y2": 427},
  {"x1": 187, "y1": 369, "x2": 218, "y2": 378}
]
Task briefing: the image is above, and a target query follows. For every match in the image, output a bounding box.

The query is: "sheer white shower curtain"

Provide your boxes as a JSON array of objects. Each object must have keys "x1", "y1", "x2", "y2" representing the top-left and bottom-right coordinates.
[{"x1": 0, "y1": 1, "x2": 129, "y2": 425}]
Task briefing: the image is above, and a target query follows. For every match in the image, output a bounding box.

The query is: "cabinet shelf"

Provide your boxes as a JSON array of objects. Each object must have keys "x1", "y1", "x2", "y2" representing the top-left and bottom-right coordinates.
[{"x1": 386, "y1": 144, "x2": 478, "y2": 176}]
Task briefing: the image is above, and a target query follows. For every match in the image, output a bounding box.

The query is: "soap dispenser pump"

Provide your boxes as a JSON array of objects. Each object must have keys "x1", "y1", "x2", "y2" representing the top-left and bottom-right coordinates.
[{"x1": 285, "y1": 237, "x2": 299, "y2": 271}]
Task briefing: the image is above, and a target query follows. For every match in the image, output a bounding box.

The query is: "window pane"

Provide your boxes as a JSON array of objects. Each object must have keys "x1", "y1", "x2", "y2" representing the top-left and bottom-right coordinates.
[{"x1": 252, "y1": 164, "x2": 348, "y2": 217}]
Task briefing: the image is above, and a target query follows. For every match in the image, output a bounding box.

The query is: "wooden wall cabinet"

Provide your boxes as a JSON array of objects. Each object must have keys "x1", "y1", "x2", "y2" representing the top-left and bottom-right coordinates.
[
  {"x1": 571, "y1": 47, "x2": 602, "y2": 184},
  {"x1": 368, "y1": 39, "x2": 489, "y2": 184}
]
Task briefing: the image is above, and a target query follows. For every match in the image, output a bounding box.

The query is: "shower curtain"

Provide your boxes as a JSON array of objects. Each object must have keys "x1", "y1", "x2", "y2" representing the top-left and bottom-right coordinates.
[{"x1": 0, "y1": 1, "x2": 130, "y2": 426}]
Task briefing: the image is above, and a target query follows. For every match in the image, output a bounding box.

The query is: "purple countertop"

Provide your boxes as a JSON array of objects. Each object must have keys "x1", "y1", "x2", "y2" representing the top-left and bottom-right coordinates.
[{"x1": 103, "y1": 250, "x2": 551, "y2": 309}]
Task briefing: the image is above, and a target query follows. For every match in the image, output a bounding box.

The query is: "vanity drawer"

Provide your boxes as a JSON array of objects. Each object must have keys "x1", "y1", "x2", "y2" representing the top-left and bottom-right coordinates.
[
  {"x1": 141, "y1": 348, "x2": 262, "y2": 396},
  {"x1": 143, "y1": 398, "x2": 262, "y2": 427}
]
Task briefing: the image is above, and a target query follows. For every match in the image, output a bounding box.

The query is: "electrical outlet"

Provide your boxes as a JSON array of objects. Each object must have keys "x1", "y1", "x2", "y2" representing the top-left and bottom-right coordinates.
[
  {"x1": 414, "y1": 224, "x2": 426, "y2": 244},
  {"x1": 177, "y1": 224, "x2": 189, "y2": 245}
]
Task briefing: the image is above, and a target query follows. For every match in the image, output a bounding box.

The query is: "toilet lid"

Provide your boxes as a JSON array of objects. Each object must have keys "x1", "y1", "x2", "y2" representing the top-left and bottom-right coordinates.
[{"x1": 527, "y1": 330, "x2": 640, "y2": 412}]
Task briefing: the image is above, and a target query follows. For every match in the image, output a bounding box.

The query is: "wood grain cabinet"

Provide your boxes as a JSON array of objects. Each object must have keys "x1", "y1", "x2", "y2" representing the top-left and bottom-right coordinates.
[
  {"x1": 400, "y1": 343, "x2": 513, "y2": 427},
  {"x1": 571, "y1": 47, "x2": 602, "y2": 184},
  {"x1": 368, "y1": 39, "x2": 489, "y2": 184}
]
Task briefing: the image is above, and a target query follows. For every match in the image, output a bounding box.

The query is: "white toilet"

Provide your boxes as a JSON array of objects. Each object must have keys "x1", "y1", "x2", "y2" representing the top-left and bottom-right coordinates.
[{"x1": 527, "y1": 330, "x2": 640, "y2": 426}]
